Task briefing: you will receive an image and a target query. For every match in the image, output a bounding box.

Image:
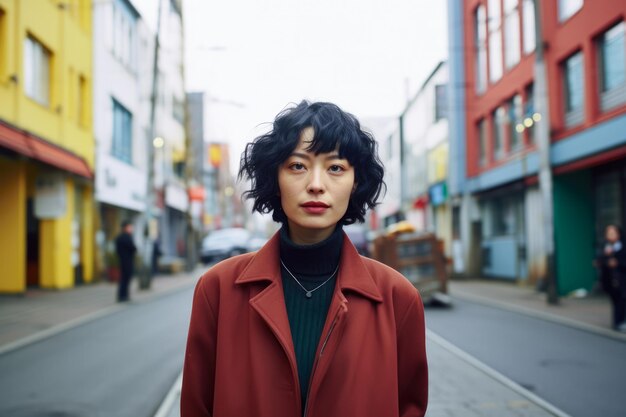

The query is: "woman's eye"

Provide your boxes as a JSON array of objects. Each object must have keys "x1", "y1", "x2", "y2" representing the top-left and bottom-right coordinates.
[
  {"x1": 329, "y1": 165, "x2": 345, "y2": 173},
  {"x1": 290, "y1": 162, "x2": 305, "y2": 171}
]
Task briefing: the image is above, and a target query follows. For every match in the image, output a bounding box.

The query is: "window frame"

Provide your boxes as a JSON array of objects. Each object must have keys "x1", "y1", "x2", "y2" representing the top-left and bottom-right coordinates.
[
  {"x1": 475, "y1": 5, "x2": 488, "y2": 94},
  {"x1": 478, "y1": 118, "x2": 488, "y2": 167},
  {"x1": 488, "y1": 0, "x2": 504, "y2": 83},
  {"x1": 503, "y1": 0, "x2": 521, "y2": 69},
  {"x1": 521, "y1": 0, "x2": 536, "y2": 55},
  {"x1": 562, "y1": 51, "x2": 585, "y2": 128},
  {"x1": 492, "y1": 106, "x2": 506, "y2": 160},
  {"x1": 507, "y1": 94, "x2": 523, "y2": 151},
  {"x1": 558, "y1": 0, "x2": 583, "y2": 23},
  {"x1": 24, "y1": 35, "x2": 51, "y2": 107},
  {"x1": 111, "y1": 98, "x2": 133, "y2": 164},
  {"x1": 597, "y1": 21, "x2": 626, "y2": 112}
]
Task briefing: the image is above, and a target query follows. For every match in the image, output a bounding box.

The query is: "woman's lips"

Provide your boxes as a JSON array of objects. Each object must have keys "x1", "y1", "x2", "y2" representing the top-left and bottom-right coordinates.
[{"x1": 301, "y1": 202, "x2": 329, "y2": 214}]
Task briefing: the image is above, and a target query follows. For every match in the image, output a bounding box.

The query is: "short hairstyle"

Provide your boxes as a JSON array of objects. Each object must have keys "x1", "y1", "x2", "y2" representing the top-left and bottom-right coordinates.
[{"x1": 239, "y1": 100, "x2": 386, "y2": 225}]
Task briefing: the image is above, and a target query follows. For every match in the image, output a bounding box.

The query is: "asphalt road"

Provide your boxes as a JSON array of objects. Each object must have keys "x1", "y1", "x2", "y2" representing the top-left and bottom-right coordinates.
[
  {"x1": 425, "y1": 297, "x2": 626, "y2": 417},
  {"x1": 0, "y1": 287, "x2": 194, "y2": 417}
]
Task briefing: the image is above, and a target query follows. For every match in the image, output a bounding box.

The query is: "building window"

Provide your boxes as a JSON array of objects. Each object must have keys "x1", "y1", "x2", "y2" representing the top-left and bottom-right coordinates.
[
  {"x1": 563, "y1": 51, "x2": 584, "y2": 128},
  {"x1": 503, "y1": 0, "x2": 520, "y2": 69},
  {"x1": 434, "y1": 84, "x2": 448, "y2": 121},
  {"x1": 493, "y1": 106, "x2": 506, "y2": 160},
  {"x1": 524, "y1": 83, "x2": 535, "y2": 143},
  {"x1": 24, "y1": 36, "x2": 50, "y2": 107},
  {"x1": 112, "y1": 99, "x2": 133, "y2": 164},
  {"x1": 558, "y1": 0, "x2": 583, "y2": 22},
  {"x1": 488, "y1": 0, "x2": 503, "y2": 83},
  {"x1": 507, "y1": 95, "x2": 523, "y2": 151},
  {"x1": 522, "y1": 0, "x2": 536, "y2": 54},
  {"x1": 475, "y1": 5, "x2": 488, "y2": 94},
  {"x1": 478, "y1": 119, "x2": 488, "y2": 166},
  {"x1": 598, "y1": 21, "x2": 626, "y2": 112},
  {"x1": 112, "y1": 0, "x2": 137, "y2": 72}
]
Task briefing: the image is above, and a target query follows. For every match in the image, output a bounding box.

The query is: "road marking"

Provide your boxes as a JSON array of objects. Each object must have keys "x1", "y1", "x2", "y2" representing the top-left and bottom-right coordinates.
[
  {"x1": 154, "y1": 371, "x2": 183, "y2": 417},
  {"x1": 452, "y1": 291, "x2": 626, "y2": 342},
  {"x1": 427, "y1": 329, "x2": 573, "y2": 417}
]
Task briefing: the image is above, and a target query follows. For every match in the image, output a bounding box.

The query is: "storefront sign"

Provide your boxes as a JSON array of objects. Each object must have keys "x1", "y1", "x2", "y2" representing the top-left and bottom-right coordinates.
[
  {"x1": 429, "y1": 182, "x2": 448, "y2": 207},
  {"x1": 95, "y1": 152, "x2": 147, "y2": 211},
  {"x1": 35, "y1": 173, "x2": 67, "y2": 219},
  {"x1": 166, "y1": 183, "x2": 189, "y2": 212}
]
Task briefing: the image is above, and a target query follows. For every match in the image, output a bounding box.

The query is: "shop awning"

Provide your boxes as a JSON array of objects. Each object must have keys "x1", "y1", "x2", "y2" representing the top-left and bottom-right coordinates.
[{"x1": 0, "y1": 120, "x2": 92, "y2": 179}]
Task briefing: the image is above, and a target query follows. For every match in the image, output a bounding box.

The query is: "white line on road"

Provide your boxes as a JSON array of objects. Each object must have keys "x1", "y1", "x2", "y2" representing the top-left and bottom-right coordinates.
[
  {"x1": 427, "y1": 328, "x2": 573, "y2": 417},
  {"x1": 154, "y1": 371, "x2": 183, "y2": 417}
]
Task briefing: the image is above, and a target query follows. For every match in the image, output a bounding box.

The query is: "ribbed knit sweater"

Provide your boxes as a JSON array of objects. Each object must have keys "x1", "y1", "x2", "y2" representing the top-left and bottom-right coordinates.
[{"x1": 279, "y1": 225, "x2": 343, "y2": 412}]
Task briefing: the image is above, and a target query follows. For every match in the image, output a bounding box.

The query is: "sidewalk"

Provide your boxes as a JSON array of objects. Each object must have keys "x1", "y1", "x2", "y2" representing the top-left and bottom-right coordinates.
[
  {"x1": 0, "y1": 268, "x2": 201, "y2": 353},
  {"x1": 448, "y1": 278, "x2": 626, "y2": 341}
]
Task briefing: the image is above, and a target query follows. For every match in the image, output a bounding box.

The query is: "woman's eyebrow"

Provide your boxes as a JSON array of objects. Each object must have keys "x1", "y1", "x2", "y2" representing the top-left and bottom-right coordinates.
[{"x1": 290, "y1": 151, "x2": 344, "y2": 161}]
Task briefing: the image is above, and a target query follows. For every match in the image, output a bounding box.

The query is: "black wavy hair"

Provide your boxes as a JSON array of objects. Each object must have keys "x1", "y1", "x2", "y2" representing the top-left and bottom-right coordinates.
[{"x1": 238, "y1": 100, "x2": 386, "y2": 225}]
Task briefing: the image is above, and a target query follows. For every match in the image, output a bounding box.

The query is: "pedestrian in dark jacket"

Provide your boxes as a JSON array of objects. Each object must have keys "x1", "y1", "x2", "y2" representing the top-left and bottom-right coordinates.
[
  {"x1": 115, "y1": 220, "x2": 137, "y2": 302},
  {"x1": 595, "y1": 224, "x2": 626, "y2": 331},
  {"x1": 181, "y1": 101, "x2": 428, "y2": 417}
]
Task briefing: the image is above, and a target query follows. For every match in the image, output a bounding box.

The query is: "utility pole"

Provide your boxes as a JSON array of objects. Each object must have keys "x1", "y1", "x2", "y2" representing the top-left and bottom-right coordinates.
[
  {"x1": 141, "y1": 0, "x2": 164, "y2": 290},
  {"x1": 533, "y1": 0, "x2": 558, "y2": 304},
  {"x1": 180, "y1": 0, "x2": 199, "y2": 272}
]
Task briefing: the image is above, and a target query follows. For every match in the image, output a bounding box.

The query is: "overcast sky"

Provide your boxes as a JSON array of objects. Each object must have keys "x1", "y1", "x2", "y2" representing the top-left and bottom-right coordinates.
[{"x1": 181, "y1": 0, "x2": 448, "y2": 169}]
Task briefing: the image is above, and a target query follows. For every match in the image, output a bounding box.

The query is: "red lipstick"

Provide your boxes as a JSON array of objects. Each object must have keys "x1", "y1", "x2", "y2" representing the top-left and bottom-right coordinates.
[{"x1": 301, "y1": 201, "x2": 330, "y2": 214}]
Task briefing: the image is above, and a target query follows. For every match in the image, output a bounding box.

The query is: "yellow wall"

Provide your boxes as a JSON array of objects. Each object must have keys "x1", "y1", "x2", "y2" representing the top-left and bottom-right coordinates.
[
  {"x1": 81, "y1": 185, "x2": 95, "y2": 283},
  {"x1": 40, "y1": 177, "x2": 74, "y2": 289},
  {"x1": 0, "y1": 0, "x2": 94, "y2": 168},
  {"x1": 435, "y1": 205, "x2": 452, "y2": 258},
  {"x1": 427, "y1": 143, "x2": 449, "y2": 185},
  {"x1": 0, "y1": 158, "x2": 26, "y2": 293}
]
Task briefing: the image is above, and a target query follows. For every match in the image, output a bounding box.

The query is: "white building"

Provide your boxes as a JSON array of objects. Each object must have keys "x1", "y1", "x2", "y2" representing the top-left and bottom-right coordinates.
[
  {"x1": 401, "y1": 62, "x2": 453, "y2": 262},
  {"x1": 93, "y1": 0, "x2": 188, "y2": 274},
  {"x1": 93, "y1": 0, "x2": 152, "y2": 275}
]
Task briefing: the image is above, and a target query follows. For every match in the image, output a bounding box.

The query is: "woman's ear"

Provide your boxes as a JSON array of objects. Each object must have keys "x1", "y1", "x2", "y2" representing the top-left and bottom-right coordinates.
[{"x1": 352, "y1": 183, "x2": 358, "y2": 193}]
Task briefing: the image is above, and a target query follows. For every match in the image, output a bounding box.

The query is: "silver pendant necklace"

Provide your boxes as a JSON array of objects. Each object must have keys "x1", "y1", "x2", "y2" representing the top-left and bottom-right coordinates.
[{"x1": 280, "y1": 259, "x2": 339, "y2": 299}]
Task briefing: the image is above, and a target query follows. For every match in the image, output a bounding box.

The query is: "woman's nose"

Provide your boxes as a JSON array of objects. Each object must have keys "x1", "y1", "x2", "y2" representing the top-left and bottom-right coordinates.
[{"x1": 306, "y1": 167, "x2": 325, "y2": 194}]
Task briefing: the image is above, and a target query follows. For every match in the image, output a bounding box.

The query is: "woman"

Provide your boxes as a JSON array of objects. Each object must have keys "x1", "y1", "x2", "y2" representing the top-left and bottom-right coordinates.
[
  {"x1": 595, "y1": 224, "x2": 626, "y2": 331},
  {"x1": 181, "y1": 101, "x2": 428, "y2": 417}
]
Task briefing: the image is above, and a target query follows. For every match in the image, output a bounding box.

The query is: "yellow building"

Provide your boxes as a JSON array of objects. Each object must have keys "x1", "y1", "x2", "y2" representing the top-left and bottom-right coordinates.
[{"x1": 0, "y1": 0, "x2": 95, "y2": 292}]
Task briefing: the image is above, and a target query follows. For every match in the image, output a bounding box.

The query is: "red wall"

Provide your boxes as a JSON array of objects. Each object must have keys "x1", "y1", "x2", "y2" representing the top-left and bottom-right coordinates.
[{"x1": 464, "y1": 0, "x2": 626, "y2": 178}]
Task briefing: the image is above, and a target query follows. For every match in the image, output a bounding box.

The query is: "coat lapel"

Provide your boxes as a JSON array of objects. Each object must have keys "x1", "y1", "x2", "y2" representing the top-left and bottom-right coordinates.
[{"x1": 234, "y1": 233, "x2": 301, "y2": 397}]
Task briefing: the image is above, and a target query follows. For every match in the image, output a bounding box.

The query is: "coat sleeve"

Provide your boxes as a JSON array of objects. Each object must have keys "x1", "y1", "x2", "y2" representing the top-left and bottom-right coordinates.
[
  {"x1": 397, "y1": 291, "x2": 428, "y2": 417},
  {"x1": 181, "y1": 277, "x2": 217, "y2": 417}
]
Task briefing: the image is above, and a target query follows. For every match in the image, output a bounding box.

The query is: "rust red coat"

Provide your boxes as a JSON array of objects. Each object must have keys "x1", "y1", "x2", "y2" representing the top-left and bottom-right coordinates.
[{"x1": 181, "y1": 231, "x2": 428, "y2": 417}]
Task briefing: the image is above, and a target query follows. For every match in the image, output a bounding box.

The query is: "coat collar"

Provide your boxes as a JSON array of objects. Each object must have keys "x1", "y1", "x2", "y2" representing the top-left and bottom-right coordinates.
[{"x1": 235, "y1": 230, "x2": 383, "y2": 303}]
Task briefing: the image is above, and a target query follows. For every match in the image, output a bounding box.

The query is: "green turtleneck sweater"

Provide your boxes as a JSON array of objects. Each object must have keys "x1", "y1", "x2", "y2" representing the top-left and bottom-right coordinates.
[{"x1": 279, "y1": 225, "x2": 343, "y2": 412}]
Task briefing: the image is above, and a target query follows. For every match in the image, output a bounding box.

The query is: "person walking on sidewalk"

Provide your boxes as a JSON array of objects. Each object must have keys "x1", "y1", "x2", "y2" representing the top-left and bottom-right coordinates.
[
  {"x1": 115, "y1": 220, "x2": 137, "y2": 302},
  {"x1": 595, "y1": 224, "x2": 626, "y2": 331},
  {"x1": 181, "y1": 101, "x2": 428, "y2": 417}
]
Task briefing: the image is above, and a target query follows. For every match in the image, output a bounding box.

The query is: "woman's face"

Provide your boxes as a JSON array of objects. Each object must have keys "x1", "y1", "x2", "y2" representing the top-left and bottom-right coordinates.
[
  {"x1": 278, "y1": 127, "x2": 355, "y2": 245},
  {"x1": 606, "y1": 226, "x2": 620, "y2": 242}
]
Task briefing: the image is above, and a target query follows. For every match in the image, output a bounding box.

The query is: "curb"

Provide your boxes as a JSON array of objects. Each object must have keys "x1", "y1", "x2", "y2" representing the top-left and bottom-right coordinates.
[
  {"x1": 451, "y1": 291, "x2": 626, "y2": 343},
  {"x1": 427, "y1": 329, "x2": 573, "y2": 417},
  {"x1": 0, "y1": 279, "x2": 198, "y2": 357}
]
